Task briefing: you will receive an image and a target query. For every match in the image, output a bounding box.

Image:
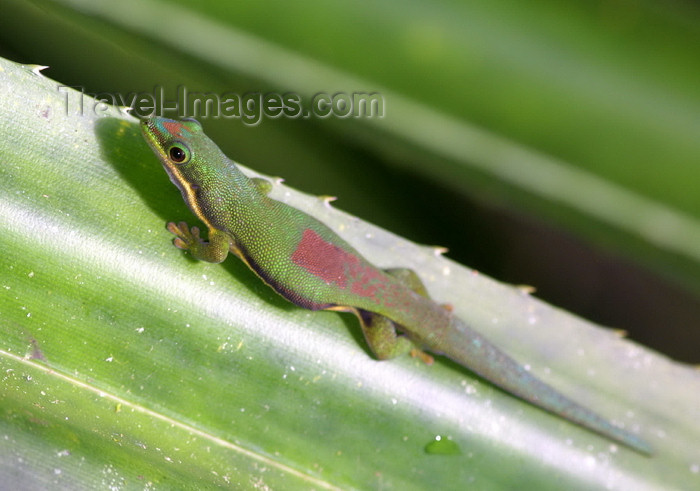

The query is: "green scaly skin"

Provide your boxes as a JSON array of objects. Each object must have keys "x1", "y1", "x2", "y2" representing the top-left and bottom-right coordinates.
[{"x1": 141, "y1": 116, "x2": 652, "y2": 455}]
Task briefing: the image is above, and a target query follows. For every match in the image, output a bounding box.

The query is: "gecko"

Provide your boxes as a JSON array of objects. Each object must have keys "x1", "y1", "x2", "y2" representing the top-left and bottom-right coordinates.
[{"x1": 141, "y1": 116, "x2": 652, "y2": 455}]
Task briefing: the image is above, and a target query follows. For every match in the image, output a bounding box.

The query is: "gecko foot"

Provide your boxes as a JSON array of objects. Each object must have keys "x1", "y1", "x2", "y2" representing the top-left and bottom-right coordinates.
[
  {"x1": 167, "y1": 221, "x2": 202, "y2": 250},
  {"x1": 410, "y1": 348, "x2": 434, "y2": 365},
  {"x1": 441, "y1": 303, "x2": 454, "y2": 313}
]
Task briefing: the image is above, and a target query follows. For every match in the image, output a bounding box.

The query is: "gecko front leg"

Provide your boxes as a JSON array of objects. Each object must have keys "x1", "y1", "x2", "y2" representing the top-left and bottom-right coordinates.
[{"x1": 167, "y1": 221, "x2": 231, "y2": 263}]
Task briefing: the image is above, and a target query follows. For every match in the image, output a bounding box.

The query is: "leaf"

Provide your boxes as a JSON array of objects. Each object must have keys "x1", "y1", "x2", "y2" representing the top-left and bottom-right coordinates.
[
  {"x1": 3, "y1": 0, "x2": 698, "y2": 366},
  {"x1": 1, "y1": 57, "x2": 699, "y2": 490}
]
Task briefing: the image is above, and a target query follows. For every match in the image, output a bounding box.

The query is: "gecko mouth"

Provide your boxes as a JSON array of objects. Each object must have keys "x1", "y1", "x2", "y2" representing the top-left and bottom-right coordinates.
[{"x1": 140, "y1": 118, "x2": 173, "y2": 160}]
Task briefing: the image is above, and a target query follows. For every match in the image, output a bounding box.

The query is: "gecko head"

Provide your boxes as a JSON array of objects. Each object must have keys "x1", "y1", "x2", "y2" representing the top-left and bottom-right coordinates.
[
  {"x1": 140, "y1": 116, "x2": 204, "y2": 167},
  {"x1": 140, "y1": 116, "x2": 232, "y2": 195}
]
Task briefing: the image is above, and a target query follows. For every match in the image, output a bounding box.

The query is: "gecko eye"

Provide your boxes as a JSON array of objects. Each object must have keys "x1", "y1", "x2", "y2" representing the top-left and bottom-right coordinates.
[{"x1": 168, "y1": 144, "x2": 190, "y2": 164}]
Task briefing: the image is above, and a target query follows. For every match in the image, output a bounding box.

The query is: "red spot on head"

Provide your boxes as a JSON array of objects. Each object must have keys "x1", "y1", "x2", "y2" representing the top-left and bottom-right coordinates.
[{"x1": 163, "y1": 121, "x2": 187, "y2": 138}]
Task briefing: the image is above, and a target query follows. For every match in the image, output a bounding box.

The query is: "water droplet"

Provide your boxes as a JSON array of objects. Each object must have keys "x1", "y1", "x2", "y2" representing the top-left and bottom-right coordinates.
[{"x1": 424, "y1": 435, "x2": 461, "y2": 455}]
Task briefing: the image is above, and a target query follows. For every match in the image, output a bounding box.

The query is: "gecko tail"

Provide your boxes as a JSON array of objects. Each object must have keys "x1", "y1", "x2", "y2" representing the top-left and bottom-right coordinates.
[{"x1": 440, "y1": 316, "x2": 653, "y2": 455}]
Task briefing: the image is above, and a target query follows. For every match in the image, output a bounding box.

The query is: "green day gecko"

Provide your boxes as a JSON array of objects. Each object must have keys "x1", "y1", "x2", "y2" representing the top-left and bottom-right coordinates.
[{"x1": 141, "y1": 116, "x2": 652, "y2": 455}]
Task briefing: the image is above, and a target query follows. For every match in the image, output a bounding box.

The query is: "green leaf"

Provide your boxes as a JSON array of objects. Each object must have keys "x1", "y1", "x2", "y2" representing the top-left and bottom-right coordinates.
[
  {"x1": 3, "y1": 0, "x2": 698, "y2": 365},
  {"x1": 1, "y1": 57, "x2": 699, "y2": 490}
]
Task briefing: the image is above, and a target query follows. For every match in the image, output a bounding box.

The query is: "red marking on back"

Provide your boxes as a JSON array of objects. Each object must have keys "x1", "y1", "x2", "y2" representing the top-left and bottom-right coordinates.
[
  {"x1": 291, "y1": 229, "x2": 351, "y2": 287},
  {"x1": 291, "y1": 229, "x2": 397, "y2": 305},
  {"x1": 350, "y1": 264, "x2": 385, "y2": 299}
]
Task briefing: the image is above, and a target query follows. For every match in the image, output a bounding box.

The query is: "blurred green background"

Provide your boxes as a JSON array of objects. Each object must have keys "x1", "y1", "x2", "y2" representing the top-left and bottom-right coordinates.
[{"x1": 1, "y1": 0, "x2": 698, "y2": 363}]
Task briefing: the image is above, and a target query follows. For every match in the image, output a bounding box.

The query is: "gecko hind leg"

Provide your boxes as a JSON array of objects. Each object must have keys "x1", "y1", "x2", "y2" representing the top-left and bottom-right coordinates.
[
  {"x1": 358, "y1": 309, "x2": 436, "y2": 365},
  {"x1": 357, "y1": 309, "x2": 416, "y2": 360},
  {"x1": 357, "y1": 267, "x2": 437, "y2": 365}
]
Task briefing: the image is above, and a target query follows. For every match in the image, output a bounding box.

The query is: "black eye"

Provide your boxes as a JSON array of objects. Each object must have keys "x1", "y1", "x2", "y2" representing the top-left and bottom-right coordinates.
[{"x1": 168, "y1": 145, "x2": 189, "y2": 163}]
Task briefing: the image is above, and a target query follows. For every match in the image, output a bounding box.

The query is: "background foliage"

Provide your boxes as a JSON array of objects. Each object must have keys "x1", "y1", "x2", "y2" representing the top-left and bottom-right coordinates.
[{"x1": 1, "y1": 0, "x2": 699, "y2": 489}]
